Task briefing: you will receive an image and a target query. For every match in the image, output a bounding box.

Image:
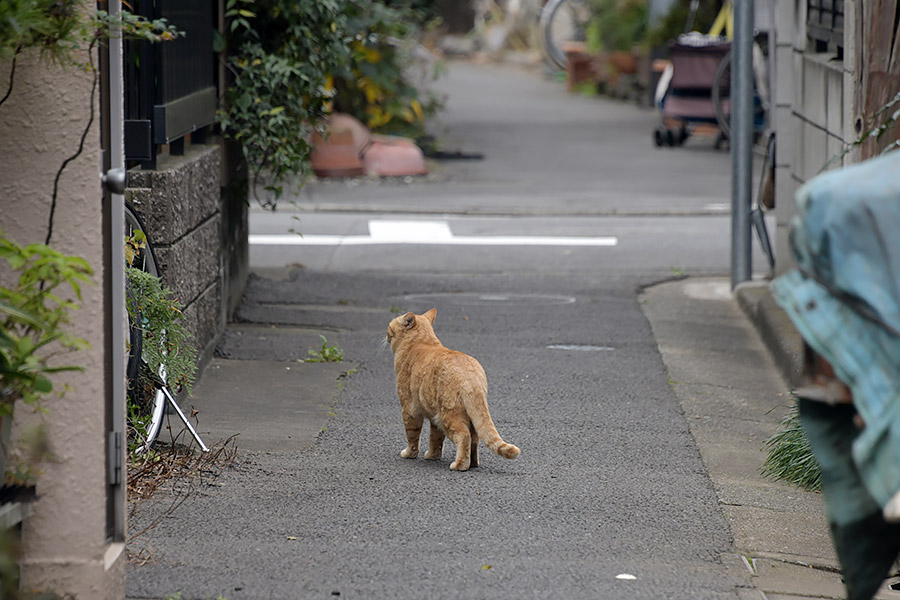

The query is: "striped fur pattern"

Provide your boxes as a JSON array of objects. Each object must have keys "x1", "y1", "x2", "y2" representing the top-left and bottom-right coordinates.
[{"x1": 386, "y1": 309, "x2": 520, "y2": 471}]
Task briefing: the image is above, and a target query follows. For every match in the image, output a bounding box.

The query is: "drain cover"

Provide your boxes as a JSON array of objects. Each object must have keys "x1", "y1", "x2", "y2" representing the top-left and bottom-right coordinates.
[{"x1": 401, "y1": 292, "x2": 576, "y2": 306}]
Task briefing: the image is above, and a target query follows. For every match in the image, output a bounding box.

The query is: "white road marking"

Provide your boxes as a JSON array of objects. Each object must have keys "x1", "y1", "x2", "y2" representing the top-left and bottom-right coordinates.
[
  {"x1": 546, "y1": 344, "x2": 615, "y2": 351},
  {"x1": 250, "y1": 220, "x2": 618, "y2": 247}
]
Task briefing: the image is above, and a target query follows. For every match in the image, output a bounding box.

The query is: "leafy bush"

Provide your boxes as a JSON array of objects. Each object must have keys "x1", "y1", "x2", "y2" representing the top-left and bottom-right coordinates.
[
  {"x1": 0, "y1": 234, "x2": 92, "y2": 417},
  {"x1": 331, "y1": 0, "x2": 443, "y2": 139},
  {"x1": 0, "y1": 1, "x2": 181, "y2": 66},
  {"x1": 125, "y1": 268, "x2": 197, "y2": 398},
  {"x1": 585, "y1": 0, "x2": 648, "y2": 52},
  {"x1": 0, "y1": 0, "x2": 84, "y2": 62},
  {"x1": 218, "y1": 0, "x2": 443, "y2": 207},
  {"x1": 217, "y1": 0, "x2": 351, "y2": 206}
]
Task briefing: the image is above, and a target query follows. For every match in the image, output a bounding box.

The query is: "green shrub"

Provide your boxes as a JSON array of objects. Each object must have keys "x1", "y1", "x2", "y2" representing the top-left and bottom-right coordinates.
[
  {"x1": 217, "y1": 0, "x2": 351, "y2": 207},
  {"x1": 585, "y1": 0, "x2": 648, "y2": 53},
  {"x1": 0, "y1": 234, "x2": 92, "y2": 417},
  {"x1": 331, "y1": 0, "x2": 443, "y2": 139},
  {"x1": 125, "y1": 268, "x2": 197, "y2": 397},
  {"x1": 218, "y1": 0, "x2": 443, "y2": 207}
]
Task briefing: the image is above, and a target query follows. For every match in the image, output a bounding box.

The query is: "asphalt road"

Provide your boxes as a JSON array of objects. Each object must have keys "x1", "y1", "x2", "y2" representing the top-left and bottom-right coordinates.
[{"x1": 127, "y1": 60, "x2": 771, "y2": 599}]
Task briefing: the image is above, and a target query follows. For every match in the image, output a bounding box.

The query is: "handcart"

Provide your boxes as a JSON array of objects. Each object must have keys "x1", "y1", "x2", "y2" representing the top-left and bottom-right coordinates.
[{"x1": 653, "y1": 36, "x2": 731, "y2": 148}]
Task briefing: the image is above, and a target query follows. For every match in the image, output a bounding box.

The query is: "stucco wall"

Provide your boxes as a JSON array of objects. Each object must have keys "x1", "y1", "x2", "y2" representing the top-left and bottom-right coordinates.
[{"x1": 0, "y1": 41, "x2": 125, "y2": 599}]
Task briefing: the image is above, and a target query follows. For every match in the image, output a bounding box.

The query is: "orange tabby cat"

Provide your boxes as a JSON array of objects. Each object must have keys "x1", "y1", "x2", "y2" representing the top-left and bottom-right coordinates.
[{"x1": 386, "y1": 308, "x2": 520, "y2": 471}]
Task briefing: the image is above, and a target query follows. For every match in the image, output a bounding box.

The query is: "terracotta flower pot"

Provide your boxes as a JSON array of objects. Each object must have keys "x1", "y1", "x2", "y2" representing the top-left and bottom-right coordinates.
[
  {"x1": 608, "y1": 50, "x2": 637, "y2": 75},
  {"x1": 362, "y1": 135, "x2": 428, "y2": 177},
  {"x1": 562, "y1": 42, "x2": 593, "y2": 91}
]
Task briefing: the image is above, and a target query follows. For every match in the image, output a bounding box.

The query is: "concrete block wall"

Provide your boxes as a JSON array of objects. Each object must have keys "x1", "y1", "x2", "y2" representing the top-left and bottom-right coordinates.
[
  {"x1": 125, "y1": 143, "x2": 225, "y2": 365},
  {"x1": 771, "y1": 1, "x2": 856, "y2": 276}
]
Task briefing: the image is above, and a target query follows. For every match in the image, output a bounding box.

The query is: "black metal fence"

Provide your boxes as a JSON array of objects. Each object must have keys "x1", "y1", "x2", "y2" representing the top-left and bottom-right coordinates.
[{"x1": 124, "y1": 0, "x2": 216, "y2": 169}]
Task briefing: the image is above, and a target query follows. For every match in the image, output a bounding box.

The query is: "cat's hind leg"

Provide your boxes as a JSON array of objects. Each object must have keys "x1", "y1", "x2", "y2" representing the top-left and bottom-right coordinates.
[
  {"x1": 424, "y1": 421, "x2": 445, "y2": 460},
  {"x1": 446, "y1": 422, "x2": 472, "y2": 471},
  {"x1": 400, "y1": 410, "x2": 423, "y2": 459},
  {"x1": 469, "y1": 425, "x2": 479, "y2": 468}
]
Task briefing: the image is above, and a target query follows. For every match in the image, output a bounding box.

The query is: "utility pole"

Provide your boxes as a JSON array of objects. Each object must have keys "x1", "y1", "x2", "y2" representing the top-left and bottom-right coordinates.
[{"x1": 731, "y1": 0, "x2": 754, "y2": 288}]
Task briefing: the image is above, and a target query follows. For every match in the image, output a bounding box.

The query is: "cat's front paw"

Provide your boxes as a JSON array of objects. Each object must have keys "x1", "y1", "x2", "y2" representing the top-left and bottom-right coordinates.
[
  {"x1": 424, "y1": 449, "x2": 441, "y2": 460},
  {"x1": 449, "y1": 460, "x2": 470, "y2": 471},
  {"x1": 400, "y1": 447, "x2": 418, "y2": 459}
]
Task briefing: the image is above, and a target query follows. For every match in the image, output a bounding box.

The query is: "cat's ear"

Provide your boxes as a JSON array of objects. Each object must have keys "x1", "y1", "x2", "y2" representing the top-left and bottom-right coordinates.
[
  {"x1": 423, "y1": 308, "x2": 437, "y2": 323},
  {"x1": 402, "y1": 312, "x2": 417, "y2": 329}
]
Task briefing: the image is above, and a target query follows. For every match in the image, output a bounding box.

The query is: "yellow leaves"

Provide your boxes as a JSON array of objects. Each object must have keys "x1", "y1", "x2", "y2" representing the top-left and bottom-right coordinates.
[
  {"x1": 125, "y1": 230, "x2": 147, "y2": 267},
  {"x1": 352, "y1": 40, "x2": 382, "y2": 64},
  {"x1": 410, "y1": 99, "x2": 425, "y2": 122},
  {"x1": 361, "y1": 46, "x2": 381, "y2": 64},
  {"x1": 366, "y1": 105, "x2": 392, "y2": 129},
  {"x1": 397, "y1": 100, "x2": 425, "y2": 124},
  {"x1": 360, "y1": 77, "x2": 383, "y2": 104},
  {"x1": 323, "y1": 75, "x2": 334, "y2": 112}
]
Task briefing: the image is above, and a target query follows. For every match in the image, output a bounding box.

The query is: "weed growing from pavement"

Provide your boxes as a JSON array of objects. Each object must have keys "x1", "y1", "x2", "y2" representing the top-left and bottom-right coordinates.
[{"x1": 304, "y1": 335, "x2": 344, "y2": 363}]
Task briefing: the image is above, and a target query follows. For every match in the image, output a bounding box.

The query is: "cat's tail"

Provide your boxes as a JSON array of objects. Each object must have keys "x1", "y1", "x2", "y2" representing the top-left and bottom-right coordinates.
[{"x1": 464, "y1": 388, "x2": 520, "y2": 460}]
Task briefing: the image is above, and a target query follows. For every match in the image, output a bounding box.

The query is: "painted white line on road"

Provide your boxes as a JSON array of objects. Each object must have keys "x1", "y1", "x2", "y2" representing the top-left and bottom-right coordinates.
[
  {"x1": 369, "y1": 220, "x2": 452, "y2": 241},
  {"x1": 250, "y1": 220, "x2": 618, "y2": 247}
]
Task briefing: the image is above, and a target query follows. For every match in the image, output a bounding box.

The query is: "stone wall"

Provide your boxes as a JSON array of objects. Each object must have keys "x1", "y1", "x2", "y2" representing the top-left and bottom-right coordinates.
[{"x1": 125, "y1": 142, "x2": 242, "y2": 366}]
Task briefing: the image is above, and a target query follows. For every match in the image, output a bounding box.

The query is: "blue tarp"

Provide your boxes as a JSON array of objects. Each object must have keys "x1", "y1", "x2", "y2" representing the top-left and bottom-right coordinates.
[{"x1": 773, "y1": 150, "x2": 900, "y2": 515}]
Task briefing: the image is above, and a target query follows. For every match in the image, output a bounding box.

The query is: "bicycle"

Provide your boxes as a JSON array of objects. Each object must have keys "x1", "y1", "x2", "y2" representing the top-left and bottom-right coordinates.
[
  {"x1": 538, "y1": 0, "x2": 591, "y2": 71},
  {"x1": 710, "y1": 37, "x2": 770, "y2": 141},
  {"x1": 124, "y1": 201, "x2": 208, "y2": 453}
]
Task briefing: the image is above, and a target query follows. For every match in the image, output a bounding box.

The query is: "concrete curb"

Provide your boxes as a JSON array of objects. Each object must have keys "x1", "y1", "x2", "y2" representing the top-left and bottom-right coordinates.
[
  {"x1": 734, "y1": 280, "x2": 805, "y2": 390},
  {"x1": 641, "y1": 277, "x2": 847, "y2": 599}
]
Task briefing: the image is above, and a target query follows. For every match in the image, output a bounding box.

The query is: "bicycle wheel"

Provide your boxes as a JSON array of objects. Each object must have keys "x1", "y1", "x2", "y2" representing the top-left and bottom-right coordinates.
[
  {"x1": 711, "y1": 47, "x2": 732, "y2": 138},
  {"x1": 539, "y1": 0, "x2": 591, "y2": 71},
  {"x1": 712, "y1": 44, "x2": 769, "y2": 141},
  {"x1": 124, "y1": 201, "x2": 166, "y2": 452}
]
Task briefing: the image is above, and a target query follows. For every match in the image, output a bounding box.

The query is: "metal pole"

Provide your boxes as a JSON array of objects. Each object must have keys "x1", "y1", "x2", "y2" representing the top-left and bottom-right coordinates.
[{"x1": 731, "y1": 0, "x2": 754, "y2": 288}]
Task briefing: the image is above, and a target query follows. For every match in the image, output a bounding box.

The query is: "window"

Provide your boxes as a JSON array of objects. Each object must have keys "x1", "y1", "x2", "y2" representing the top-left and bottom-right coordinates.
[{"x1": 807, "y1": 0, "x2": 844, "y2": 56}]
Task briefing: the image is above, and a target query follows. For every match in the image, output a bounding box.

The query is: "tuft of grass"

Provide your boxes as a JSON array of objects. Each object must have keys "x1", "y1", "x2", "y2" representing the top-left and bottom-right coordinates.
[{"x1": 761, "y1": 401, "x2": 822, "y2": 492}]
